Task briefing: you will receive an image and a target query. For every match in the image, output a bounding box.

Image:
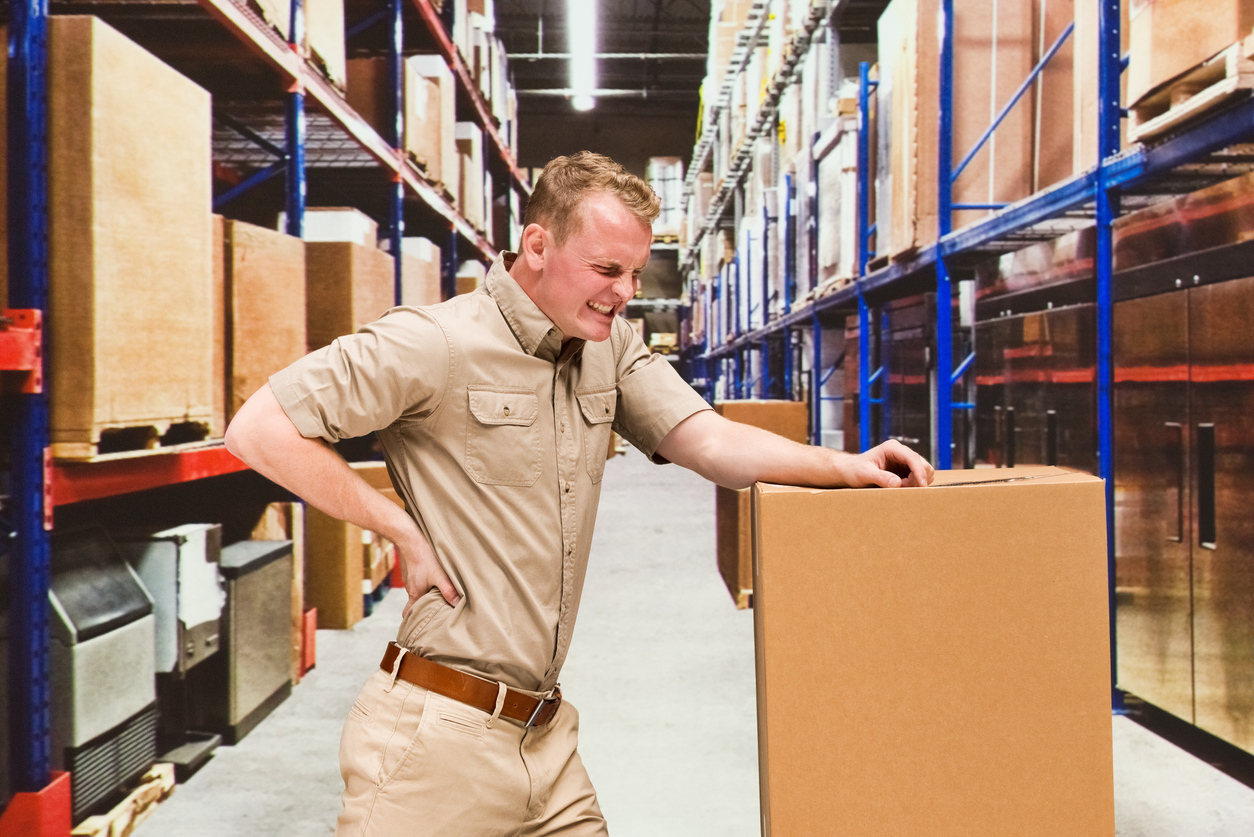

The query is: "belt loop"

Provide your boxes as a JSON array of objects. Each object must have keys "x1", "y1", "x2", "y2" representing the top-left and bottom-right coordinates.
[
  {"x1": 487, "y1": 681, "x2": 508, "y2": 728},
  {"x1": 385, "y1": 645, "x2": 406, "y2": 693}
]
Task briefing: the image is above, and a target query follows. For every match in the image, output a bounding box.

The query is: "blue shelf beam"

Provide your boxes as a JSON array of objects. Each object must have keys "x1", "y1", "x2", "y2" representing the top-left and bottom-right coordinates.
[
  {"x1": 388, "y1": 0, "x2": 404, "y2": 305},
  {"x1": 7, "y1": 0, "x2": 52, "y2": 795},
  {"x1": 284, "y1": 0, "x2": 307, "y2": 239},
  {"x1": 935, "y1": 0, "x2": 956, "y2": 470}
]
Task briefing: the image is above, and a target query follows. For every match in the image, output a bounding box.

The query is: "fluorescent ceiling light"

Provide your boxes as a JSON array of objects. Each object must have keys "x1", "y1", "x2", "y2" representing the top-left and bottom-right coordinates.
[{"x1": 568, "y1": 0, "x2": 597, "y2": 111}]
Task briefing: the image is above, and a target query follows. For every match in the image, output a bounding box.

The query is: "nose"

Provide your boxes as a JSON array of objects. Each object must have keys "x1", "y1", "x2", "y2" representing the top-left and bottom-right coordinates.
[{"x1": 612, "y1": 272, "x2": 635, "y2": 303}]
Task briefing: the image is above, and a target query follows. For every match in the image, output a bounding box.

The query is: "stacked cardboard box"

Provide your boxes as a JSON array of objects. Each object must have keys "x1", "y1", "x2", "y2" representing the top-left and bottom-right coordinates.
[
  {"x1": 398, "y1": 237, "x2": 443, "y2": 307},
  {"x1": 409, "y1": 55, "x2": 459, "y2": 198},
  {"x1": 752, "y1": 467, "x2": 1114, "y2": 835},
  {"x1": 1124, "y1": 0, "x2": 1252, "y2": 140},
  {"x1": 255, "y1": 0, "x2": 346, "y2": 91},
  {"x1": 304, "y1": 507, "x2": 365, "y2": 630},
  {"x1": 345, "y1": 58, "x2": 445, "y2": 180},
  {"x1": 876, "y1": 0, "x2": 1034, "y2": 260},
  {"x1": 222, "y1": 219, "x2": 307, "y2": 422},
  {"x1": 647, "y1": 157, "x2": 685, "y2": 238},
  {"x1": 456, "y1": 122, "x2": 487, "y2": 232},
  {"x1": 305, "y1": 242, "x2": 395, "y2": 352},
  {"x1": 0, "y1": 16, "x2": 216, "y2": 458},
  {"x1": 713, "y1": 400, "x2": 809, "y2": 608}
]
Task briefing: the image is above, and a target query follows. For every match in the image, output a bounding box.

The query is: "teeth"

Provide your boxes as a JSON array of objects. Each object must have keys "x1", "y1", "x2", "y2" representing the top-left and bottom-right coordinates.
[{"x1": 587, "y1": 301, "x2": 614, "y2": 315}]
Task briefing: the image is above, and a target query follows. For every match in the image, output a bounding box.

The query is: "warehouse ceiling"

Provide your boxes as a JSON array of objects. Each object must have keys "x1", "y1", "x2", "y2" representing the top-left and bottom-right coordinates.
[{"x1": 495, "y1": 0, "x2": 713, "y2": 118}]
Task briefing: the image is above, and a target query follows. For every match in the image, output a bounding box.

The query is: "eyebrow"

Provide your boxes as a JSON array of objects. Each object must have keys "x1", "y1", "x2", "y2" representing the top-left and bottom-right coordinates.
[{"x1": 593, "y1": 259, "x2": 646, "y2": 272}]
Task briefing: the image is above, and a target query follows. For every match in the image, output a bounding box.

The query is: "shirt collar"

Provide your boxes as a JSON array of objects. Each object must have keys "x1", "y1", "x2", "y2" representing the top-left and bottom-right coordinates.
[{"x1": 486, "y1": 252, "x2": 584, "y2": 362}]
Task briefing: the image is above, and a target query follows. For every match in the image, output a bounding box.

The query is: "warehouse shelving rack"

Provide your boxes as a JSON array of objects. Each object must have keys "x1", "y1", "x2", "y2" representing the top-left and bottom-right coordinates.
[
  {"x1": 683, "y1": 0, "x2": 1254, "y2": 707},
  {"x1": 2, "y1": 0, "x2": 530, "y2": 820}
]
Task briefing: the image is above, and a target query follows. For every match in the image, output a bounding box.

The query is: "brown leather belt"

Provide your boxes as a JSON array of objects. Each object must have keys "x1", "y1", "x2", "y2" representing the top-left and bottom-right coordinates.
[{"x1": 379, "y1": 642, "x2": 562, "y2": 728}]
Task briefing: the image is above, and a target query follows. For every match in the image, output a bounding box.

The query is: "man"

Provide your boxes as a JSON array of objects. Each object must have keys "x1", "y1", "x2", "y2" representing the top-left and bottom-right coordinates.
[{"x1": 225, "y1": 152, "x2": 932, "y2": 836}]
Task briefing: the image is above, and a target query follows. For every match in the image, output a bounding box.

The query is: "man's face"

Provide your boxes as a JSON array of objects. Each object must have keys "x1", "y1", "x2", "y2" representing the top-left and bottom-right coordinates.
[{"x1": 531, "y1": 192, "x2": 652, "y2": 343}]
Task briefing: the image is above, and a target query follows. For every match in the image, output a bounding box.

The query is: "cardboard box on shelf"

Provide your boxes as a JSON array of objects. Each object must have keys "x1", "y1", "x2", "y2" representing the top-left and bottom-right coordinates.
[
  {"x1": 398, "y1": 237, "x2": 443, "y2": 307},
  {"x1": 0, "y1": 16, "x2": 215, "y2": 458},
  {"x1": 647, "y1": 157, "x2": 685, "y2": 238},
  {"x1": 1126, "y1": 0, "x2": 1254, "y2": 108},
  {"x1": 345, "y1": 58, "x2": 444, "y2": 180},
  {"x1": 282, "y1": 206, "x2": 378, "y2": 247},
  {"x1": 304, "y1": 242, "x2": 395, "y2": 352},
  {"x1": 456, "y1": 122, "x2": 486, "y2": 231},
  {"x1": 223, "y1": 220, "x2": 306, "y2": 422},
  {"x1": 876, "y1": 0, "x2": 1034, "y2": 260},
  {"x1": 253, "y1": 0, "x2": 345, "y2": 90},
  {"x1": 251, "y1": 502, "x2": 306, "y2": 684},
  {"x1": 1033, "y1": 0, "x2": 1078, "y2": 192},
  {"x1": 752, "y1": 467, "x2": 1114, "y2": 835},
  {"x1": 713, "y1": 399, "x2": 809, "y2": 609},
  {"x1": 408, "y1": 55, "x2": 459, "y2": 197},
  {"x1": 456, "y1": 259, "x2": 487, "y2": 296},
  {"x1": 304, "y1": 507, "x2": 364, "y2": 630},
  {"x1": 1074, "y1": 0, "x2": 1131, "y2": 170}
]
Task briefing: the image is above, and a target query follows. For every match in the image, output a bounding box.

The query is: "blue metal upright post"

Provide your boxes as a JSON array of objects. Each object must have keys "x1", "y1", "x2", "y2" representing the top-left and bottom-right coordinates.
[
  {"x1": 285, "y1": 0, "x2": 307, "y2": 240},
  {"x1": 1096, "y1": 0, "x2": 1122, "y2": 709},
  {"x1": 387, "y1": 0, "x2": 405, "y2": 305},
  {"x1": 934, "y1": 0, "x2": 956, "y2": 470},
  {"x1": 857, "y1": 62, "x2": 877, "y2": 453},
  {"x1": 7, "y1": 0, "x2": 52, "y2": 794},
  {"x1": 811, "y1": 312, "x2": 822, "y2": 446}
]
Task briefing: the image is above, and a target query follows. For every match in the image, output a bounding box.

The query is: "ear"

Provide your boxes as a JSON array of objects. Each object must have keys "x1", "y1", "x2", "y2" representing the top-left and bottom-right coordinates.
[{"x1": 519, "y1": 223, "x2": 548, "y2": 271}]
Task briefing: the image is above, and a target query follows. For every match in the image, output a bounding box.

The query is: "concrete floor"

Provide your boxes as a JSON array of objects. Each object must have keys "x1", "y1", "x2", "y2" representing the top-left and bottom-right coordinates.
[{"x1": 136, "y1": 448, "x2": 1254, "y2": 836}]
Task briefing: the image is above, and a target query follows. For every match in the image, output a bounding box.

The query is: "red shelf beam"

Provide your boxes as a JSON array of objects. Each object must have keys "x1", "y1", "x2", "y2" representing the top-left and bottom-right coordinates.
[{"x1": 52, "y1": 445, "x2": 252, "y2": 506}]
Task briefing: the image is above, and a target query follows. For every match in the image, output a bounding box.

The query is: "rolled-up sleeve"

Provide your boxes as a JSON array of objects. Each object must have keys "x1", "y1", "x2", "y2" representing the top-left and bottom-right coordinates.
[
  {"x1": 611, "y1": 318, "x2": 711, "y2": 460},
  {"x1": 268, "y1": 307, "x2": 450, "y2": 442}
]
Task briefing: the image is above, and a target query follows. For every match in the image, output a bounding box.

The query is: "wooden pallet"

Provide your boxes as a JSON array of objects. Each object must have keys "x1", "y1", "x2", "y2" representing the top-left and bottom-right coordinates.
[
  {"x1": 72, "y1": 763, "x2": 175, "y2": 837},
  {"x1": 1130, "y1": 38, "x2": 1254, "y2": 143},
  {"x1": 51, "y1": 421, "x2": 212, "y2": 461}
]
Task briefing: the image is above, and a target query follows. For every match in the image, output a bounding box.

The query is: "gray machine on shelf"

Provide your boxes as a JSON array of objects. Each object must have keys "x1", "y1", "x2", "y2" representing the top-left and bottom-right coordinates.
[
  {"x1": 116, "y1": 523, "x2": 226, "y2": 778},
  {"x1": 189, "y1": 539, "x2": 294, "y2": 744},
  {"x1": 47, "y1": 527, "x2": 158, "y2": 822}
]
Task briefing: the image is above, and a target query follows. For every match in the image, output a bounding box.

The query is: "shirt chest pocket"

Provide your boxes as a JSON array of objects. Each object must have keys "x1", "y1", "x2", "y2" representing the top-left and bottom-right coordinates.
[
  {"x1": 466, "y1": 386, "x2": 542, "y2": 486},
  {"x1": 576, "y1": 387, "x2": 617, "y2": 484}
]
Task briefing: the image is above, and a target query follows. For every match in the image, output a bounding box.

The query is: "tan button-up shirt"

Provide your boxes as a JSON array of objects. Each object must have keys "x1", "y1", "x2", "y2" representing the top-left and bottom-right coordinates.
[{"x1": 271, "y1": 253, "x2": 710, "y2": 691}]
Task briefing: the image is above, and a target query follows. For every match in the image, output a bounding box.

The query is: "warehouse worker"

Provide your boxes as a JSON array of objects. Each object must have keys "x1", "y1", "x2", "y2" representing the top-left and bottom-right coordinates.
[{"x1": 225, "y1": 151, "x2": 933, "y2": 837}]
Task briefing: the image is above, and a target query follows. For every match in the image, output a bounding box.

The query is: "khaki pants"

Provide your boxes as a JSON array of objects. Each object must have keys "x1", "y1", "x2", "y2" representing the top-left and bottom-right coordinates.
[{"x1": 336, "y1": 669, "x2": 608, "y2": 837}]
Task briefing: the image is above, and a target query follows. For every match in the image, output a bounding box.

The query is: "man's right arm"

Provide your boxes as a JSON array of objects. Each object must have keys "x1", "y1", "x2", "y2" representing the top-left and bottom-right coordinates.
[{"x1": 224, "y1": 383, "x2": 460, "y2": 611}]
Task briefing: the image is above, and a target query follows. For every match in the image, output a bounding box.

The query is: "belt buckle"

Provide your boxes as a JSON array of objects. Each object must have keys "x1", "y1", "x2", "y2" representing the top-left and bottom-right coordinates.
[{"x1": 525, "y1": 686, "x2": 562, "y2": 727}]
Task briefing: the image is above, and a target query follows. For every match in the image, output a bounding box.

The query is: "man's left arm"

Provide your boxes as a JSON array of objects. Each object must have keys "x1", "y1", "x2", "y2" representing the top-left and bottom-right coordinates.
[{"x1": 654, "y1": 410, "x2": 934, "y2": 490}]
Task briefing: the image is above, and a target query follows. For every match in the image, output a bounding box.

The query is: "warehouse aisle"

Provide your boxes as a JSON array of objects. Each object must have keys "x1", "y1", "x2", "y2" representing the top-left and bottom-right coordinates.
[{"x1": 134, "y1": 448, "x2": 1254, "y2": 836}]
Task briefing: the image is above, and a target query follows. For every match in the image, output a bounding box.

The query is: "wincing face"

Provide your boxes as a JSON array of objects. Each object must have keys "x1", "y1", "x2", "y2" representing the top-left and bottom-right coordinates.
[{"x1": 520, "y1": 192, "x2": 653, "y2": 343}]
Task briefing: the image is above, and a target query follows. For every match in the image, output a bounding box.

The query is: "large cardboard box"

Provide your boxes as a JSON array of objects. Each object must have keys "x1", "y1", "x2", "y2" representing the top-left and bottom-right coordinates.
[
  {"x1": 0, "y1": 17, "x2": 215, "y2": 458},
  {"x1": 1074, "y1": 0, "x2": 1131, "y2": 171},
  {"x1": 877, "y1": 0, "x2": 1034, "y2": 259},
  {"x1": 1127, "y1": 0, "x2": 1254, "y2": 107},
  {"x1": 714, "y1": 400, "x2": 809, "y2": 608},
  {"x1": 255, "y1": 0, "x2": 346, "y2": 91},
  {"x1": 304, "y1": 507, "x2": 363, "y2": 630},
  {"x1": 304, "y1": 242, "x2": 395, "y2": 352},
  {"x1": 345, "y1": 58, "x2": 444, "y2": 179},
  {"x1": 409, "y1": 55, "x2": 460, "y2": 198},
  {"x1": 224, "y1": 220, "x2": 306, "y2": 421},
  {"x1": 752, "y1": 467, "x2": 1115, "y2": 835}
]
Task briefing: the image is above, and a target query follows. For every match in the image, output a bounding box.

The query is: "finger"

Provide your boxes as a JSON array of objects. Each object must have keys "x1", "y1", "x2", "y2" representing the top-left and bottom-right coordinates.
[
  {"x1": 861, "y1": 462, "x2": 901, "y2": 489},
  {"x1": 430, "y1": 566, "x2": 461, "y2": 606},
  {"x1": 907, "y1": 455, "x2": 932, "y2": 487}
]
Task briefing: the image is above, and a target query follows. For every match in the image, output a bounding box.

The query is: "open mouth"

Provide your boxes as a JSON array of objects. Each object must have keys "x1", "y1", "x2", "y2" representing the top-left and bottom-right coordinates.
[{"x1": 587, "y1": 301, "x2": 615, "y2": 316}]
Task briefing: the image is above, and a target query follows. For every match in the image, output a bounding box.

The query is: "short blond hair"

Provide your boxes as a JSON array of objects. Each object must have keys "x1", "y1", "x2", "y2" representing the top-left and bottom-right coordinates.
[{"x1": 523, "y1": 152, "x2": 660, "y2": 244}]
